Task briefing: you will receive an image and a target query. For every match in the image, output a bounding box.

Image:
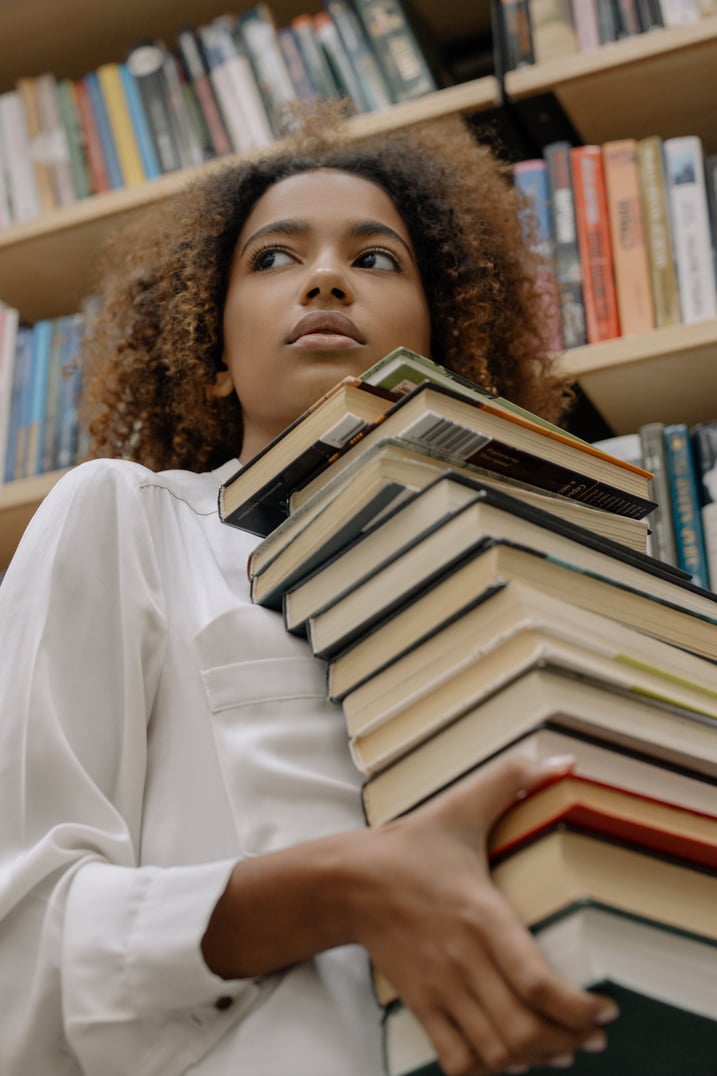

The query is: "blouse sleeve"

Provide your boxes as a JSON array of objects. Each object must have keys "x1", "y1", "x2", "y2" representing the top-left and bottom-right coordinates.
[{"x1": 0, "y1": 462, "x2": 262, "y2": 1076}]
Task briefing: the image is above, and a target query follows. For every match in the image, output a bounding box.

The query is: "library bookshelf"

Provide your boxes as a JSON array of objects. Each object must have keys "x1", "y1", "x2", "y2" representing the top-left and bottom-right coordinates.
[{"x1": 0, "y1": 2, "x2": 716, "y2": 569}]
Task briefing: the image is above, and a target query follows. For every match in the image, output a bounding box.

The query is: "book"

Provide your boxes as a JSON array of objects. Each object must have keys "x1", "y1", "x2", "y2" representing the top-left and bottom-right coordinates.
[
  {"x1": 252, "y1": 439, "x2": 650, "y2": 610},
  {"x1": 594, "y1": 0, "x2": 620, "y2": 41},
  {"x1": 277, "y1": 26, "x2": 321, "y2": 102},
  {"x1": 83, "y1": 71, "x2": 124, "y2": 190},
  {"x1": 325, "y1": 0, "x2": 395, "y2": 111},
  {"x1": 639, "y1": 421, "x2": 679, "y2": 566},
  {"x1": 238, "y1": 5, "x2": 299, "y2": 136},
  {"x1": 636, "y1": 135, "x2": 682, "y2": 328},
  {"x1": 72, "y1": 77, "x2": 112, "y2": 194},
  {"x1": 0, "y1": 305, "x2": 19, "y2": 481},
  {"x1": 0, "y1": 91, "x2": 41, "y2": 221},
  {"x1": 55, "y1": 78, "x2": 92, "y2": 200},
  {"x1": 571, "y1": 145, "x2": 621, "y2": 343},
  {"x1": 383, "y1": 900, "x2": 717, "y2": 1076},
  {"x1": 40, "y1": 315, "x2": 72, "y2": 474},
  {"x1": 176, "y1": 28, "x2": 233, "y2": 157},
  {"x1": 337, "y1": 581, "x2": 717, "y2": 771},
  {"x1": 34, "y1": 73, "x2": 77, "y2": 207},
  {"x1": 658, "y1": 0, "x2": 700, "y2": 22},
  {"x1": 362, "y1": 698, "x2": 717, "y2": 828},
  {"x1": 664, "y1": 422, "x2": 711, "y2": 590},
  {"x1": 499, "y1": 0, "x2": 535, "y2": 69},
  {"x1": 513, "y1": 158, "x2": 563, "y2": 351},
  {"x1": 118, "y1": 62, "x2": 162, "y2": 180},
  {"x1": 572, "y1": 0, "x2": 601, "y2": 49},
  {"x1": 198, "y1": 17, "x2": 274, "y2": 154},
  {"x1": 25, "y1": 319, "x2": 54, "y2": 477},
  {"x1": 543, "y1": 140, "x2": 588, "y2": 349},
  {"x1": 602, "y1": 139, "x2": 655, "y2": 336},
  {"x1": 160, "y1": 45, "x2": 206, "y2": 170},
  {"x1": 126, "y1": 42, "x2": 183, "y2": 174},
  {"x1": 527, "y1": 0, "x2": 579, "y2": 63},
  {"x1": 290, "y1": 14, "x2": 342, "y2": 100},
  {"x1": 54, "y1": 313, "x2": 85, "y2": 470},
  {"x1": 691, "y1": 419, "x2": 717, "y2": 592},
  {"x1": 96, "y1": 63, "x2": 147, "y2": 186},
  {"x1": 662, "y1": 135, "x2": 717, "y2": 324},
  {"x1": 313, "y1": 11, "x2": 369, "y2": 112},
  {"x1": 350, "y1": 0, "x2": 438, "y2": 101},
  {"x1": 16, "y1": 76, "x2": 57, "y2": 211},
  {"x1": 5, "y1": 326, "x2": 34, "y2": 481}
]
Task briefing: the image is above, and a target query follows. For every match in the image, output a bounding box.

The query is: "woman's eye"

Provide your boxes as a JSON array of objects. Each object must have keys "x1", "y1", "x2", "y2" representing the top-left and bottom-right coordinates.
[
  {"x1": 355, "y1": 249, "x2": 400, "y2": 271},
  {"x1": 254, "y1": 248, "x2": 294, "y2": 271}
]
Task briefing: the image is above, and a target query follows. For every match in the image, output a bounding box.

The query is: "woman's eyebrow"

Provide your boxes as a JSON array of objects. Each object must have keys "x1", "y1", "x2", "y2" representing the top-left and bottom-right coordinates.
[{"x1": 238, "y1": 218, "x2": 415, "y2": 261}]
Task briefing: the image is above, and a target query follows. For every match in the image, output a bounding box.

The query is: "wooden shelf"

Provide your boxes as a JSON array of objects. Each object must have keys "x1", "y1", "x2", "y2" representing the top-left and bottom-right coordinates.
[
  {"x1": 0, "y1": 470, "x2": 68, "y2": 570},
  {"x1": 556, "y1": 319, "x2": 717, "y2": 434},
  {"x1": 505, "y1": 19, "x2": 717, "y2": 155},
  {"x1": 0, "y1": 76, "x2": 501, "y2": 321}
]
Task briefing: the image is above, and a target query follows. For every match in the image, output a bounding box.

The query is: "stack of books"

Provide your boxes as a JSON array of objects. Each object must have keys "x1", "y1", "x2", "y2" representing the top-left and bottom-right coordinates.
[{"x1": 219, "y1": 348, "x2": 717, "y2": 1075}]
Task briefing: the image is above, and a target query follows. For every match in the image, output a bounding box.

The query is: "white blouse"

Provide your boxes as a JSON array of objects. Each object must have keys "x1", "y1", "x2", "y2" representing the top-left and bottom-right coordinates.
[{"x1": 0, "y1": 458, "x2": 383, "y2": 1076}]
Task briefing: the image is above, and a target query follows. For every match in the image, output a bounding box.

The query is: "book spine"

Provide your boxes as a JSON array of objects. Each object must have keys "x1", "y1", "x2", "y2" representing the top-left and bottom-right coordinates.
[
  {"x1": 528, "y1": 0, "x2": 579, "y2": 64},
  {"x1": 313, "y1": 11, "x2": 369, "y2": 112},
  {"x1": 499, "y1": 0, "x2": 535, "y2": 68},
  {"x1": 174, "y1": 57, "x2": 216, "y2": 164},
  {"x1": 238, "y1": 5, "x2": 301, "y2": 136},
  {"x1": 513, "y1": 158, "x2": 564, "y2": 351},
  {"x1": 614, "y1": 0, "x2": 645, "y2": 33},
  {"x1": 199, "y1": 18, "x2": 274, "y2": 152},
  {"x1": 571, "y1": 145, "x2": 621, "y2": 343},
  {"x1": 663, "y1": 135, "x2": 717, "y2": 323},
  {"x1": 40, "y1": 315, "x2": 69, "y2": 474},
  {"x1": 638, "y1": 422, "x2": 679, "y2": 566},
  {"x1": 34, "y1": 73, "x2": 77, "y2": 206},
  {"x1": 83, "y1": 71, "x2": 124, "y2": 189},
  {"x1": 602, "y1": 139, "x2": 655, "y2": 335},
  {"x1": 702, "y1": 152, "x2": 717, "y2": 294},
  {"x1": 25, "y1": 318, "x2": 54, "y2": 477},
  {"x1": 118, "y1": 63, "x2": 162, "y2": 180},
  {"x1": 594, "y1": 0, "x2": 620, "y2": 41},
  {"x1": 572, "y1": 0, "x2": 601, "y2": 49},
  {"x1": 657, "y1": 0, "x2": 700, "y2": 23},
  {"x1": 0, "y1": 126, "x2": 15, "y2": 225},
  {"x1": 351, "y1": 0, "x2": 438, "y2": 101},
  {"x1": 290, "y1": 14, "x2": 341, "y2": 99},
  {"x1": 325, "y1": 0, "x2": 395, "y2": 109},
  {"x1": 16, "y1": 76, "x2": 57, "y2": 211},
  {"x1": 55, "y1": 78, "x2": 92, "y2": 199},
  {"x1": 690, "y1": 420, "x2": 717, "y2": 592},
  {"x1": 72, "y1": 78, "x2": 112, "y2": 193},
  {"x1": 125, "y1": 43, "x2": 183, "y2": 174},
  {"x1": 96, "y1": 63, "x2": 146, "y2": 186},
  {"x1": 0, "y1": 92, "x2": 41, "y2": 221},
  {"x1": 176, "y1": 28, "x2": 233, "y2": 157},
  {"x1": 663, "y1": 423, "x2": 711, "y2": 589},
  {"x1": 160, "y1": 47, "x2": 206, "y2": 169},
  {"x1": 277, "y1": 27, "x2": 320, "y2": 102},
  {"x1": 4, "y1": 326, "x2": 33, "y2": 482},
  {"x1": 0, "y1": 305, "x2": 19, "y2": 480},
  {"x1": 543, "y1": 140, "x2": 588, "y2": 348},
  {"x1": 636, "y1": 136, "x2": 682, "y2": 328},
  {"x1": 55, "y1": 313, "x2": 85, "y2": 470}
]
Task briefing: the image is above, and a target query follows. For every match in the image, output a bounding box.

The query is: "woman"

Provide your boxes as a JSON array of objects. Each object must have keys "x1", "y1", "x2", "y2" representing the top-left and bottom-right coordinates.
[{"x1": 0, "y1": 113, "x2": 616, "y2": 1075}]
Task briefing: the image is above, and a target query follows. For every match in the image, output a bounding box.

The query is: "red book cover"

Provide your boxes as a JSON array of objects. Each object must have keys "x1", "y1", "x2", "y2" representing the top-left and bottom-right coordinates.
[
  {"x1": 73, "y1": 77, "x2": 111, "y2": 194},
  {"x1": 571, "y1": 145, "x2": 621, "y2": 343}
]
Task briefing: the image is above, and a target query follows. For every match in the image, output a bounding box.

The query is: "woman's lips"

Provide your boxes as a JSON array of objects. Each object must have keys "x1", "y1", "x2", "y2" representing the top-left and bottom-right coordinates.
[{"x1": 287, "y1": 310, "x2": 364, "y2": 346}]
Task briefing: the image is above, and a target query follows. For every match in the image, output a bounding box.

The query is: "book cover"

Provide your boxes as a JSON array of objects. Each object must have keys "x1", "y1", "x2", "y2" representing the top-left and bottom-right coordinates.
[
  {"x1": 572, "y1": 0, "x2": 601, "y2": 49},
  {"x1": 83, "y1": 71, "x2": 124, "y2": 190},
  {"x1": 25, "y1": 318, "x2": 54, "y2": 477},
  {"x1": 325, "y1": 0, "x2": 395, "y2": 111},
  {"x1": 277, "y1": 26, "x2": 321, "y2": 102},
  {"x1": 174, "y1": 55, "x2": 217, "y2": 165},
  {"x1": 313, "y1": 11, "x2": 370, "y2": 112},
  {"x1": 198, "y1": 17, "x2": 274, "y2": 153},
  {"x1": 513, "y1": 158, "x2": 564, "y2": 352},
  {"x1": 34, "y1": 72, "x2": 77, "y2": 207},
  {"x1": 16, "y1": 76, "x2": 57, "y2": 211},
  {"x1": 72, "y1": 77, "x2": 112, "y2": 194},
  {"x1": 663, "y1": 135, "x2": 717, "y2": 323},
  {"x1": 126, "y1": 42, "x2": 183, "y2": 174},
  {"x1": 351, "y1": 0, "x2": 439, "y2": 101},
  {"x1": 96, "y1": 63, "x2": 147, "y2": 186},
  {"x1": 571, "y1": 145, "x2": 621, "y2": 342},
  {"x1": 594, "y1": 0, "x2": 620, "y2": 41},
  {"x1": 54, "y1": 313, "x2": 85, "y2": 471},
  {"x1": 160, "y1": 47, "x2": 206, "y2": 169},
  {"x1": 290, "y1": 14, "x2": 342, "y2": 99},
  {"x1": 176, "y1": 28, "x2": 233, "y2": 157},
  {"x1": 638, "y1": 421, "x2": 679, "y2": 566},
  {"x1": 690, "y1": 419, "x2": 717, "y2": 592},
  {"x1": 6, "y1": 326, "x2": 34, "y2": 481},
  {"x1": 543, "y1": 140, "x2": 588, "y2": 349},
  {"x1": 238, "y1": 5, "x2": 301, "y2": 136},
  {"x1": 55, "y1": 77, "x2": 92, "y2": 200},
  {"x1": 636, "y1": 135, "x2": 682, "y2": 328},
  {"x1": 40, "y1": 315, "x2": 72, "y2": 474},
  {"x1": 0, "y1": 305, "x2": 20, "y2": 481},
  {"x1": 664, "y1": 422, "x2": 711, "y2": 590},
  {"x1": 528, "y1": 0, "x2": 579, "y2": 64},
  {"x1": 118, "y1": 62, "x2": 161, "y2": 180},
  {"x1": 499, "y1": 0, "x2": 535, "y2": 69},
  {"x1": 0, "y1": 91, "x2": 41, "y2": 221},
  {"x1": 602, "y1": 139, "x2": 655, "y2": 335}
]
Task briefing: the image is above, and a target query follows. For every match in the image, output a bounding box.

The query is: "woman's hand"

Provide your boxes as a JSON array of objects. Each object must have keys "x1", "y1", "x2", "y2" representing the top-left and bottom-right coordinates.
[{"x1": 341, "y1": 754, "x2": 618, "y2": 1075}]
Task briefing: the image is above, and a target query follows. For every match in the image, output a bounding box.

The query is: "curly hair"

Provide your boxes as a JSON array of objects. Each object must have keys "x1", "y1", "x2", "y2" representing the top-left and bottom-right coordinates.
[{"x1": 81, "y1": 107, "x2": 571, "y2": 472}]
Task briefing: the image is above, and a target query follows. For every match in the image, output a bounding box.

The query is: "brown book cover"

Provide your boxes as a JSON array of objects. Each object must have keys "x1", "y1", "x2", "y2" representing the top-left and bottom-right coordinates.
[{"x1": 603, "y1": 139, "x2": 655, "y2": 336}]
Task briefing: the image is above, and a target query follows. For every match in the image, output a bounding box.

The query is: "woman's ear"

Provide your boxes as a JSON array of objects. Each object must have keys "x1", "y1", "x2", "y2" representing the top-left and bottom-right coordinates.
[{"x1": 212, "y1": 365, "x2": 235, "y2": 399}]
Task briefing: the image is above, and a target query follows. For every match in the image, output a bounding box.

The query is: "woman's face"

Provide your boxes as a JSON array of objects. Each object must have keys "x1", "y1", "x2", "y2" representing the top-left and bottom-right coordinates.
[{"x1": 216, "y1": 169, "x2": 432, "y2": 461}]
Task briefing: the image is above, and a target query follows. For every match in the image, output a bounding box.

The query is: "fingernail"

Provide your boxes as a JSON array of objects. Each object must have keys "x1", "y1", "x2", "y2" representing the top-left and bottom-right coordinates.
[
  {"x1": 548, "y1": 1055, "x2": 574, "y2": 1068},
  {"x1": 581, "y1": 1033, "x2": 607, "y2": 1053},
  {"x1": 596, "y1": 1003, "x2": 620, "y2": 1025}
]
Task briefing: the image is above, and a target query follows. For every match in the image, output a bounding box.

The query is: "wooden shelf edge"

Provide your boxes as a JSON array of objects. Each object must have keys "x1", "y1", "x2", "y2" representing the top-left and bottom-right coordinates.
[{"x1": 555, "y1": 318, "x2": 717, "y2": 379}]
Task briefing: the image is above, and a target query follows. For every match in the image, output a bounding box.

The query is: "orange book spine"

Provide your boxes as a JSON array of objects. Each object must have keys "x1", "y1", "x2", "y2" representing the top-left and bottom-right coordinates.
[
  {"x1": 603, "y1": 139, "x2": 655, "y2": 336},
  {"x1": 571, "y1": 145, "x2": 621, "y2": 343},
  {"x1": 72, "y1": 77, "x2": 111, "y2": 194}
]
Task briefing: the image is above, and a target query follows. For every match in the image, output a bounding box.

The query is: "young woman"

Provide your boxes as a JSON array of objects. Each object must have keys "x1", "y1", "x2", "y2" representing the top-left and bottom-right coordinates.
[{"x1": 0, "y1": 114, "x2": 617, "y2": 1076}]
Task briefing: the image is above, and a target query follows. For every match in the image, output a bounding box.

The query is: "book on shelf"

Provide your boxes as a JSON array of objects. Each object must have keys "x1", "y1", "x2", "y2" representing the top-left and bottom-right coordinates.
[
  {"x1": 350, "y1": 0, "x2": 439, "y2": 101},
  {"x1": 5, "y1": 326, "x2": 33, "y2": 483},
  {"x1": 54, "y1": 313, "x2": 85, "y2": 472},
  {"x1": 312, "y1": 10, "x2": 370, "y2": 113},
  {"x1": 160, "y1": 46, "x2": 207, "y2": 170},
  {"x1": 384, "y1": 898, "x2": 717, "y2": 1076},
  {"x1": 691, "y1": 419, "x2": 717, "y2": 592},
  {"x1": 543, "y1": 140, "x2": 588, "y2": 349},
  {"x1": 238, "y1": 5, "x2": 300, "y2": 136},
  {"x1": 55, "y1": 78, "x2": 93, "y2": 200},
  {"x1": 83, "y1": 71, "x2": 124, "y2": 190},
  {"x1": 25, "y1": 319, "x2": 54, "y2": 479},
  {"x1": 664, "y1": 422, "x2": 712, "y2": 590},
  {"x1": 662, "y1": 135, "x2": 717, "y2": 324},
  {"x1": 658, "y1": 0, "x2": 701, "y2": 23},
  {"x1": 527, "y1": 0, "x2": 579, "y2": 64},
  {"x1": 362, "y1": 687, "x2": 717, "y2": 828},
  {"x1": 40, "y1": 316, "x2": 72, "y2": 475},
  {"x1": 638, "y1": 421, "x2": 679, "y2": 567},
  {"x1": 636, "y1": 135, "x2": 682, "y2": 328},
  {"x1": 34, "y1": 73, "x2": 76, "y2": 207},
  {"x1": 0, "y1": 91, "x2": 41, "y2": 222},
  {"x1": 72, "y1": 77, "x2": 112, "y2": 194},
  {"x1": 96, "y1": 63, "x2": 147, "y2": 186},
  {"x1": 277, "y1": 25, "x2": 321, "y2": 103},
  {"x1": 198, "y1": 17, "x2": 274, "y2": 154},
  {"x1": 512, "y1": 158, "x2": 563, "y2": 352},
  {"x1": 118, "y1": 62, "x2": 162, "y2": 180},
  {"x1": 250, "y1": 438, "x2": 651, "y2": 610},
  {"x1": 602, "y1": 139, "x2": 655, "y2": 336},
  {"x1": 290, "y1": 13, "x2": 342, "y2": 100},
  {"x1": 571, "y1": 0, "x2": 601, "y2": 49},
  {"x1": 16, "y1": 76, "x2": 57, "y2": 212},
  {"x1": 176, "y1": 28, "x2": 233, "y2": 158},
  {"x1": 325, "y1": 0, "x2": 395, "y2": 111},
  {"x1": 175, "y1": 57, "x2": 218, "y2": 165},
  {"x1": 126, "y1": 42, "x2": 183, "y2": 174},
  {"x1": 0, "y1": 305, "x2": 19, "y2": 482},
  {"x1": 571, "y1": 144, "x2": 621, "y2": 343},
  {"x1": 498, "y1": 0, "x2": 535, "y2": 69}
]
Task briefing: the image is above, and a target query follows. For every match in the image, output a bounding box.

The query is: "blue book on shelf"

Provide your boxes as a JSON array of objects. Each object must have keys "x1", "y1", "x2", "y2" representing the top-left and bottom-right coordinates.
[
  {"x1": 663, "y1": 422, "x2": 711, "y2": 591},
  {"x1": 84, "y1": 70, "x2": 124, "y2": 189},
  {"x1": 55, "y1": 313, "x2": 85, "y2": 469},
  {"x1": 4, "y1": 326, "x2": 33, "y2": 482},
  {"x1": 26, "y1": 318, "x2": 54, "y2": 476},
  {"x1": 119, "y1": 62, "x2": 161, "y2": 179}
]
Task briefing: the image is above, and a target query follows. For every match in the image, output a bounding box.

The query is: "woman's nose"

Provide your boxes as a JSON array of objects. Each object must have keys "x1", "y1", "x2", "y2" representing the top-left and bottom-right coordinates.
[{"x1": 301, "y1": 264, "x2": 354, "y2": 304}]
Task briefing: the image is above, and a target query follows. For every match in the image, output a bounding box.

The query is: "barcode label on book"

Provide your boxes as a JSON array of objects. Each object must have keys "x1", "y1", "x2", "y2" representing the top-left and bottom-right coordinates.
[
  {"x1": 401, "y1": 413, "x2": 491, "y2": 460},
  {"x1": 323, "y1": 413, "x2": 372, "y2": 448}
]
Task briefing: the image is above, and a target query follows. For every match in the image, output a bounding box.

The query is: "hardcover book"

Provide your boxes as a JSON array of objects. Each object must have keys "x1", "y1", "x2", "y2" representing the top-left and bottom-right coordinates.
[
  {"x1": 571, "y1": 145, "x2": 621, "y2": 342},
  {"x1": 602, "y1": 139, "x2": 655, "y2": 335}
]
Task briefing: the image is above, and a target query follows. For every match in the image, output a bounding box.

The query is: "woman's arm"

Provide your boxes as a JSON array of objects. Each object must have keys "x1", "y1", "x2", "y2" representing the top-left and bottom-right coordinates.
[{"x1": 203, "y1": 754, "x2": 618, "y2": 1076}]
